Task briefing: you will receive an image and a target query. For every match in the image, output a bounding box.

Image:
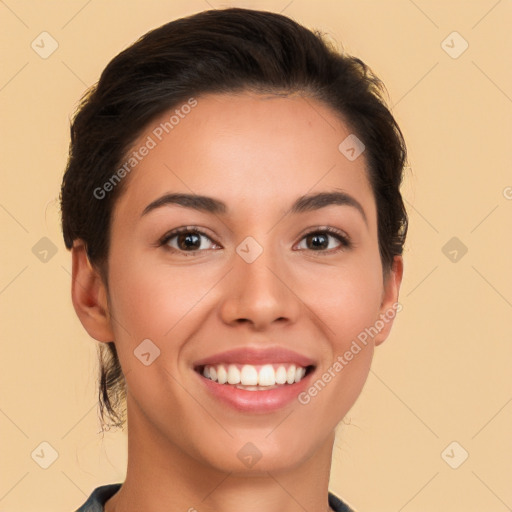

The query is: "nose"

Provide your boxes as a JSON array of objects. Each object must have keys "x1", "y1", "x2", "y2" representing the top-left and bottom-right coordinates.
[{"x1": 218, "y1": 243, "x2": 301, "y2": 331}]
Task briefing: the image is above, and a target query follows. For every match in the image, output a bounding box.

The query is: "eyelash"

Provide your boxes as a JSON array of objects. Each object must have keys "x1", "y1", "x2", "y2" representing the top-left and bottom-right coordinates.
[{"x1": 157, "y1": 226, "x2": 352, "y2": 257}]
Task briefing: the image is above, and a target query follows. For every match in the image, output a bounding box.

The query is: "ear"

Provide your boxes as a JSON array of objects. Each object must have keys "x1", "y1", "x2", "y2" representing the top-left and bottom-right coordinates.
[
  {"x1": 373, "y1": 255, "x2": 404, "y2": 347},
  {"x1": 70, "y1": 240, "x2": 114, "y2": 342}
]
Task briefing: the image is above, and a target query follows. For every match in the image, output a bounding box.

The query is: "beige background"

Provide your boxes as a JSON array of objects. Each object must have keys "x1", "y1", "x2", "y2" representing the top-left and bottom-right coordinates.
[{"x1": 1, "y1": 1, "x2": 511, "y2": 511}]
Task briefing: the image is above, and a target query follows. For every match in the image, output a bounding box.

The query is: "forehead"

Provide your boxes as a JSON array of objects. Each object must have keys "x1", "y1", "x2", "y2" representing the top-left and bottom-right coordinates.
[{"x1": 113, "y1": 92, "x2": 376, "y2": 224}]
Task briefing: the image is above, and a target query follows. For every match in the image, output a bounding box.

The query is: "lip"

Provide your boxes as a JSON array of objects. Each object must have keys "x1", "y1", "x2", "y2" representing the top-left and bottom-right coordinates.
[
  {"x1": 192, "y1": 347, "x2": 317, "y2": 413},
  {"x1": 195, "y1": 365, "x2": 316, "y2": 413},
  {"x1": 193, "y1": 347, "x2": 317, "y2": 368}
]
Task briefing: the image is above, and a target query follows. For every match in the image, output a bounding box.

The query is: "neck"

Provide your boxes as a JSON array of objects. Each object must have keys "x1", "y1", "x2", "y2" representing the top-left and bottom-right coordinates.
[{"x1": 105, "y1": 395, "x2": 336, "y2": 512}]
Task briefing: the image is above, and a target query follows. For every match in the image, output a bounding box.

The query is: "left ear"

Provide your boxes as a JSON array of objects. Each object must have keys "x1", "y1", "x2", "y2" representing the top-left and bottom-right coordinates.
[{"x1": 373, "y1": 255, "x2": 404, "y2": 347}]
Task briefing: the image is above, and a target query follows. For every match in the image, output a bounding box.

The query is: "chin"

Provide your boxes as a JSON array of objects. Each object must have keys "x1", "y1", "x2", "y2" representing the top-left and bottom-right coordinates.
[{"x1": 198, "y1": 434, "x2": 316, "y2": 475}]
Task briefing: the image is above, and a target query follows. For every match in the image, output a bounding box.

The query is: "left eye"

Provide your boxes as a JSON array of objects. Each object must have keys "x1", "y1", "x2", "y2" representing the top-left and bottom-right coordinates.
[{"x1": 295, "y1": 229, "x2": 350, "y2": 252}]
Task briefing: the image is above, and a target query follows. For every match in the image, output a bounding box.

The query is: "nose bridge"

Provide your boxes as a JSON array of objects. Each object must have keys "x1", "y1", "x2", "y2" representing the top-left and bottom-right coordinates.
[
  {"x1": 238, "y1": 240, "x2": 279, "y2": 293},
  {"x1": 218, "y1": 234, "x2": 300, "y2": 328},
  {"x1": 235, "y1": 234, "x2": 283, "y2": 303}
]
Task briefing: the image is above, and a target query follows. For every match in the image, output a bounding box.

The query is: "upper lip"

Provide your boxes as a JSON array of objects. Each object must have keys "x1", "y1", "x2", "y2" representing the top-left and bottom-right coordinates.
[{"x1": 193, "y1": 347, "x2": 316, "y2": 369}]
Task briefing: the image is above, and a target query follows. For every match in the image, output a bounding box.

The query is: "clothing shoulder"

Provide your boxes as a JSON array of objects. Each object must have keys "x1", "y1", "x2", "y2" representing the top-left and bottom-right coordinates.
[
  {"x1": 328, "y1": 490, "x2": 356, "y2": 512},
  {"x1": 75, "y1": 484, "x2": 354, "y2": 512},
  {"x1": 74, "y1": 483, "x2": 122, "y2": 512}
]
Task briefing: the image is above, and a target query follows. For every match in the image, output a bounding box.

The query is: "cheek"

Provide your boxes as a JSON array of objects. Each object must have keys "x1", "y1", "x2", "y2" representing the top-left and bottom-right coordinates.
[
  {"x1": 107, "y1": 253, "x2": 213, "y2": 341},
  {"x1": 301, "y1": 253, "x2": 384, "y2": 347},
  {"x1": 297, "y1": 262, "x2": 381, "y2": 422},
  {"x1": 105, "y1": 255, "x2": 208, "y2": 404}
]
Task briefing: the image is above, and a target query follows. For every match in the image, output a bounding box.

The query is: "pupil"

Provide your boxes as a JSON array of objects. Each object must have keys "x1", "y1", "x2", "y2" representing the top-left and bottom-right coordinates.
[
  {"x1": 179, "y1": 233, "x2": 200, "y2": 250},
  {"x1": 310, "y1": 234, "x2": 327, "y2": 250}
]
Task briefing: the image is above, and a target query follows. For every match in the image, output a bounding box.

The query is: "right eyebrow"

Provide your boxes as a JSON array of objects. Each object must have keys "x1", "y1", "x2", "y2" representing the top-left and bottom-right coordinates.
[{"x1": 141, "y1": 193, "x2": 226, "y2": 217}]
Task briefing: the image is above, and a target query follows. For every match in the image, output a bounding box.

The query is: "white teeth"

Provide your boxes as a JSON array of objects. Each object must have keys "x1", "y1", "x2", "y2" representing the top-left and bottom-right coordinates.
[
  {"x1": 275, "y1": 366, "x2": 287, "y2": 384},
  {"x1": 227, "y1": 364, "x2": 241, "y2": 384},
  {"x1": 258, "y1": 364, "x2": 275, "y2": 386},
  {"x1": 240, "y1": 365, "x2": 258, "y2": 385},
  {"x1": 286, "y1": 364, "x2": 296, "y2": 384},
  {"x1": 217, "y1": 365, "x2": 228, "y2": 384},
  {"x1": 201, "y1": 362, "x2": 310, "y2": 387}
]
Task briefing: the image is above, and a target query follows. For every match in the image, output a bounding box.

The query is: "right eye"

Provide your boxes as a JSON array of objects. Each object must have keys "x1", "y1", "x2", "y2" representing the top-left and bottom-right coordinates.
[{"x1": 159, "y1": 227, "x2": 221, "y2": 256}]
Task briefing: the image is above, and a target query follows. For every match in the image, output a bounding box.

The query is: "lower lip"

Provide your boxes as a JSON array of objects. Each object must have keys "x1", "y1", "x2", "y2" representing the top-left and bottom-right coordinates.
[{"x1": 195, "y1": 367, "x2": 315, "y2": 413}]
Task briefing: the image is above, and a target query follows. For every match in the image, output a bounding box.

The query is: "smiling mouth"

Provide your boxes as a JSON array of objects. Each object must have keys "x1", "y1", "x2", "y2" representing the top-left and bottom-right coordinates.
[{"x1": 194, "y1": 363, "x2": 316, "y2": 390}]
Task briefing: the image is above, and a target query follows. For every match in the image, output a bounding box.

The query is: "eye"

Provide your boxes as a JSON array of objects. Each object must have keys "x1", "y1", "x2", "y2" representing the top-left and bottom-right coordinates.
[
  {"x1": 157, "y1": 226, "x2": 352, "y2": 257},
  {"x1": 295, "y1": 227, "x2": 352, "y2": 254},
  {"x1": 159, "y1": 227, "x2": 220, "y2": 255}
]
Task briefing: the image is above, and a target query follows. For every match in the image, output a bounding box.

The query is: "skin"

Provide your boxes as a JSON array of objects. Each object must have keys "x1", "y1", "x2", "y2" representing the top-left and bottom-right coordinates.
[{"x1": 71, "y1": 92, "x2": 403, "y2": 512}]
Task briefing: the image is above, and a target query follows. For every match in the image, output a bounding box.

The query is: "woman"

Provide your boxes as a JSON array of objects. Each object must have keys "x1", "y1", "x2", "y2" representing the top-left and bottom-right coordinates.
[{"x1": 61, "y1": 7, "x2": 407, "y2": 512}]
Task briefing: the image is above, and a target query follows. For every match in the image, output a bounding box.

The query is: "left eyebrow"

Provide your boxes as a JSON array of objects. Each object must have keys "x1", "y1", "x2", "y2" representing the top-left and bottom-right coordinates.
[
  {"x1": 289, "y1": 191, "x2": 368, "y2": 226},
  {"x1": 141, "y1": 190, "x2": 368, "y2": 226}
]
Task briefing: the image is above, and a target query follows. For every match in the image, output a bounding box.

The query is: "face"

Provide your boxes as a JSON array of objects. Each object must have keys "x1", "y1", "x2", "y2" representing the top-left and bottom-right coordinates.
[{"x1": 78, "y1": 92, "x2": 402, "y2": 474}]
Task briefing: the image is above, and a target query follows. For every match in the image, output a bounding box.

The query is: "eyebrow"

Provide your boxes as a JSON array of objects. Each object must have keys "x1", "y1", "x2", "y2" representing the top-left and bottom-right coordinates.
[{"x1": 141, "y1": 190, "x2": 368, "y2": 226}]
